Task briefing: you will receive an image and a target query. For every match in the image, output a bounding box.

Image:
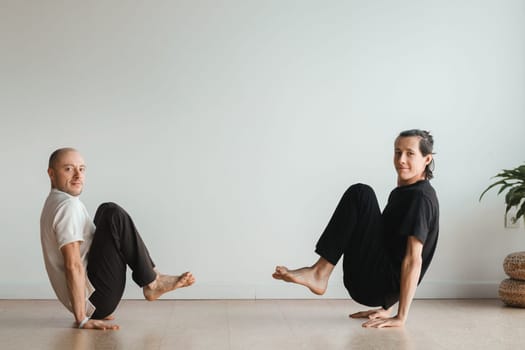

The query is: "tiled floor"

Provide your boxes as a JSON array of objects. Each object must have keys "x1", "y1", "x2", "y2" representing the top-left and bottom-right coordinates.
[{"x1": 1, "y1": 299, "x2": 524, "y2": 349}]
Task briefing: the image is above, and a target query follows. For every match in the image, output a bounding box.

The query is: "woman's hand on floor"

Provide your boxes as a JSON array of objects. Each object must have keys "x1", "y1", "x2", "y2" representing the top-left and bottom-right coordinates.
[
  {"x1": 350, "y1": 307, "x2": 391, "y2": 320},
  {"x1": 361, "y1": 315, "x2": 405, "y2": 328}
]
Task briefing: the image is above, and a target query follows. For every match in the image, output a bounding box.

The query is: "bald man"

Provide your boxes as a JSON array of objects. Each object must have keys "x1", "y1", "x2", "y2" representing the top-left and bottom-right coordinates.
[{"x1": 40, "y1": 148, "x2": 195, "y2": 330}]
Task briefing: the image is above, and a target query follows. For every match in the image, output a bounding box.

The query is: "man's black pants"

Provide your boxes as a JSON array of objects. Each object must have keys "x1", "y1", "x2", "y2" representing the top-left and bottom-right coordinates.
[{"x1": 87, "y1": 202, "x2": 157, "y2": 319}]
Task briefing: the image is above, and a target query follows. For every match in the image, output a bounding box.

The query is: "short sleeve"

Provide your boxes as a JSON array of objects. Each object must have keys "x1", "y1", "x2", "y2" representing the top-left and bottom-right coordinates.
[
  {"x1": 53, "y1": 199, "x2": 85, "y2": 249},
  {"x1": 399, "y1": 194, "x2": 433, "y2": 244}
]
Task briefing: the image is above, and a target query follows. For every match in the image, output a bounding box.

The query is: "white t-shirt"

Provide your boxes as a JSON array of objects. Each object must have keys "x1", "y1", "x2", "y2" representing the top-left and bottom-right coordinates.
[{"x1": 40, "y1": 189, "x2": 96, "y2": 316}]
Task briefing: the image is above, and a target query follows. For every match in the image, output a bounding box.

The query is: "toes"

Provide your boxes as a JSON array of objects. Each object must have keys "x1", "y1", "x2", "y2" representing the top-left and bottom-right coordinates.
[
  {"x1": 275, "y1": 266, "x2": 290, "y2": 277},
  {"x1": 278, "y1": 266, "x2": 288, "y2": 273},
  {"x1": 180, "y1": 272, "x2": 192, "y2": 281},
  {"x1": 178, "y1": 272, "x2": 195, "y2": 287}
]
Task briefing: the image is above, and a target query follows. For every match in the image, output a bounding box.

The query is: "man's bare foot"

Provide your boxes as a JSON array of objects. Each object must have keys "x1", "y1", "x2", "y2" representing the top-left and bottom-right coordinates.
[
  {"x1": 81, "y1": 319, "x2": 120, "y2": 330},
  {"x1": 272, "y1": 265, "x2": 329, "y2": 295},
  {"x1": 350, "y1": 307, "x2": 392, "y2": 320},
  {"x1": 143, "y1": 271, "x2": 195, "y2": 301}
]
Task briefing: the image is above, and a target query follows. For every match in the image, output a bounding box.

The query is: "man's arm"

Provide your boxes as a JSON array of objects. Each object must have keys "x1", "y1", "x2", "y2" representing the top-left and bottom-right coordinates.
[
  {"x1": 60, "y1": 241, "x2": 87, "y2": 325},
  {"x1": 61, "y1": 242, "x2": 119, "y2": 330},
  {"x1": 363, "y1": 236, "x2": 423, "y2": 328}
]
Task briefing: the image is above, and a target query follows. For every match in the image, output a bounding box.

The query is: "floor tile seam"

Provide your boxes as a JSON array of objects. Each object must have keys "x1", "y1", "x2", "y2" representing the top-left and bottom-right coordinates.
[
  {"x1": 225, "y1": 300, "x2": 233, "y2": 350},
  {"x1": 157, "y1": 300, "x2": 178, "y2": 350},
  {"x1": 275, "y1": 300, "x2": 310, "y2": 348}
]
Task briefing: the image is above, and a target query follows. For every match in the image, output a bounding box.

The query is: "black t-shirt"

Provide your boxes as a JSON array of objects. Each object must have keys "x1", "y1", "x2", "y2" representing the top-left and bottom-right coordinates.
[{"x1": 382, "y1": 180, "x2": 439, "y2": 287}]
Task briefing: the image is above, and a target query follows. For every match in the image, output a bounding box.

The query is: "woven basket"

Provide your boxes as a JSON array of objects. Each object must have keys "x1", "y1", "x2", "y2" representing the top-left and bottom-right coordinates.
[
  {"x1": 499, "y1": 278, "x2": 525, "y2": 307},
  {"x1": 503, "y1": 251, "x2": 525, "y2": 280}
]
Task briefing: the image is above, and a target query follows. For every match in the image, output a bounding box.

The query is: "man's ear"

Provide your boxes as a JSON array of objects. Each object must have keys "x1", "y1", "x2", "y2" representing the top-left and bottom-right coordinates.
[
  {"x1": 48, "y1": 168, "x2": 55, "y2": 182},
  {"x1": 425, "y1": 154, "x2": 433, "y2": 166}
]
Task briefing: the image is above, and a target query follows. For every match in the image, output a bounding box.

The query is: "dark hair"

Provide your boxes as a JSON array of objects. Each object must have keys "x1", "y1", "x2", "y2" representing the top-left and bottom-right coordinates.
[
  {"x1": 397, "y1": 129, "x2": 435, "y2": 180},
  {"x1": 48, "y1": 147, "x2": 77, "y2": 169}
]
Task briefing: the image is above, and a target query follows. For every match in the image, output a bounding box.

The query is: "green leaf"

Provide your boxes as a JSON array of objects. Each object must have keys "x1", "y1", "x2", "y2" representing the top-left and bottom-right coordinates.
[
  {"x1": 496, "y1": 183, "x2": 512, "y2": 195},
  {"x1": 479, "y1": 180, "x2": 510, "y2": 201},
  {"x1": 516, "y1": 203, "x2": 525, "y2": 222},
  {"x1": 505, "y1": 188, "x2": 523, "y2": 207},
  {"x1": 480, "y1": 164, "x2": 525, "y2": 213}
]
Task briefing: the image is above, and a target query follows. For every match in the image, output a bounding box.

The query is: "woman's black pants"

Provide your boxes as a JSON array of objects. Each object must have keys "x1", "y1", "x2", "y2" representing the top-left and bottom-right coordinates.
[{"x1": 315, "y1": 184, "x2": 397, "y2": 309}]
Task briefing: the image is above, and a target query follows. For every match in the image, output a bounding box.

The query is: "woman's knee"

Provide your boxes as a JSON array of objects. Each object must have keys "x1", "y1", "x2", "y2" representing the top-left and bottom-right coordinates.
[{"x1": 344, "y1": 183, "x2": 375, "y2": 198}]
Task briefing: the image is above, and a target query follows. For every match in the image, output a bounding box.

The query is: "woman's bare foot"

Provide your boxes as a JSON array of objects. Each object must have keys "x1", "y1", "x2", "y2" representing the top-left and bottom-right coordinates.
[
  {"x1": 143, "y1": 271, "x2": 195, "y2": 301},
  {"x1": 272, "y1": 258, "x2": 334, "y2": 295}
]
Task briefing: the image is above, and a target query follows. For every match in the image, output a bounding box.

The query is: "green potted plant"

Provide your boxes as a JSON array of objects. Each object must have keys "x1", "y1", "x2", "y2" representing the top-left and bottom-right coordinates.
[
  {"x1": 480, "y1": 163, "x2": 525, "y2": 307},
  {"x1": 480, "y1": 163, "x2": 525, "y2": 225}
]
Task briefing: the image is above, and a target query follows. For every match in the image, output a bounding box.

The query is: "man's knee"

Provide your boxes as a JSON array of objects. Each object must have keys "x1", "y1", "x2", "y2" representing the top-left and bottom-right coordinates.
[
  {"x1": 96, "y1": 202, "x2": 126, "y2": 215},
  {"x1": 94, "y1": 202, "x2": 128, "y2": 226}
]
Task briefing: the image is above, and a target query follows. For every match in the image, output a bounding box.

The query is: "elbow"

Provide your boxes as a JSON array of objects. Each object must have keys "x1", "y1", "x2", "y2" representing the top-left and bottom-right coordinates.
[
  {"x1": 403, "y1": 255, "x2": 422, "y2": 270},
  {"x1": 64, "y1": 261, "x2": 84, "y2": 274}
]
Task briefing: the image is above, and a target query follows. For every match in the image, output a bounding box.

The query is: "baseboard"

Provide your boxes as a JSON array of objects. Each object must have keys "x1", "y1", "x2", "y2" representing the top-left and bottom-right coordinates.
[
  {"x1": 0, "y1": 280, "x2": 500, "y2": 299},
  {"x1": 414, "y1": 280, "x2": 499, "y2": 299}
]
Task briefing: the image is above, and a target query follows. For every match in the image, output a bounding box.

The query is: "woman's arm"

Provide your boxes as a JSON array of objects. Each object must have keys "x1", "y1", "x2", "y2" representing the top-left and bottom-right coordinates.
[
  {"x1": 363, "y1": 236, "x2": 423, "y2": 328},
  {"x1": 396, "y1": 236, "x2": 423, "y2": 321}
]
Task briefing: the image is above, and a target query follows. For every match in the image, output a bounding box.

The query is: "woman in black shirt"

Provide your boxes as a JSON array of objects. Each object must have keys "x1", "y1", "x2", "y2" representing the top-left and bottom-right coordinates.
[{"x1": 273, "y1": 129, "x2": 439, "y2": 328}]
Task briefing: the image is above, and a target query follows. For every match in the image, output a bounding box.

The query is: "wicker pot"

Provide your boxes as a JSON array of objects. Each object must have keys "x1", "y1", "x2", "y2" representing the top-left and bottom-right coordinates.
[
  {"x1": 499, "y1": 278, "x2": 525, "y2": 307},
  {"x1": 503, "y1": 251, "x2": 525, "y2": 280}
]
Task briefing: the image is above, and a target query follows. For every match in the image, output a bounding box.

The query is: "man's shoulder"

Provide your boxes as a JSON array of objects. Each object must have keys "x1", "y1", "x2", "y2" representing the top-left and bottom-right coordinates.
[
  {"x1": 42, "y1": 190, "x2": 84, "y2": 218},
  {"x1": 48, "y1": 189, "x2": 81, "y2": 205}
]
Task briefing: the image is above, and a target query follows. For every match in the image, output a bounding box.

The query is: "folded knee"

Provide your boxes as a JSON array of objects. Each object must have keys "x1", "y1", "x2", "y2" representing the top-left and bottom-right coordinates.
[
  {"x1": 94, "y1": 202, "x2": 127, "y2": 225},
  {"x1": 345, "y1": 183, "x2": 375, "y2": 197},
  {"x1": 97, "y1": 202, "x2": 124, "y2": 213}
]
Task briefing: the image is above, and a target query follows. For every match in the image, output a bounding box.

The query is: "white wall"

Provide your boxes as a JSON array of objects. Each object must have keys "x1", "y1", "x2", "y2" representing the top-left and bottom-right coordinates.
[{"x1": 1, "y1": 0, "x2": 524, "y2": 300}]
